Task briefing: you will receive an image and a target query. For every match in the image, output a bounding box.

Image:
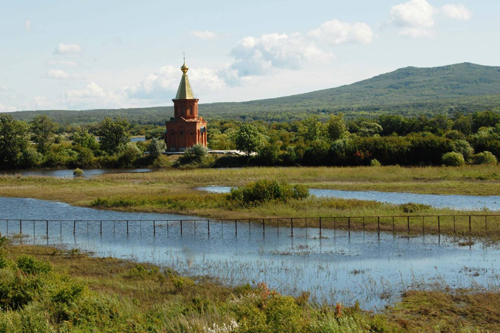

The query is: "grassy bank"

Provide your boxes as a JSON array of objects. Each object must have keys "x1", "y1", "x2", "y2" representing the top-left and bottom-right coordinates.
[
  {"x1": 0, "y1": 166, "x2": 499, "y2": 237},
  {"x1": 1, "y1": 242, "x2": 499, "y2": 332}
]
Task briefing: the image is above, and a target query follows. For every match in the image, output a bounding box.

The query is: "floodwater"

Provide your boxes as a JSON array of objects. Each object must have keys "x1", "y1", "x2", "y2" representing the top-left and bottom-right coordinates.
[
  {"x1": 1, "y1": 197, "x2": 499, "y2": 309},
  {"x1": 197, "y1": 186, "x2": 500, "y2": 211},
  {"x1": 1, "y1": 168, "x2": 154, "y2": 179}
]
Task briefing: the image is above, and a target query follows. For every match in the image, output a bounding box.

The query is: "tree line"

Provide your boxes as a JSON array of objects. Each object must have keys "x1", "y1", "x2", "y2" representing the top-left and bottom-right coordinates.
[{"x1": 0, "y1": 111, "x2": 499, "y2": 170}]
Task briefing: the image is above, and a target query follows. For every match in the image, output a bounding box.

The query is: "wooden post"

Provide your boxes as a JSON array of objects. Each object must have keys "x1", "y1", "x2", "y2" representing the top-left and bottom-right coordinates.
[
  {"x1": 319, "y1": 217, "x2": 322, "y2": 239},
  {"x1": 348, "y1": 217, "x2": 351, "y2": 233},
  {"x1": 127, "y1": 221, "x2": 129, "y2": 235},
  {"x1": 453, "y1": 216, "x2": 456, "y2": 234},
  {"x1": 392, "y1": 217, "x2": 395, "y2": 234},
  {"x1": 6, "y1": 220, "x2": 8, "y2": 235},
  {"x1": 422, "y1": 216, "x2": 425, "y2": 235},
  {"x1": 33, "y1": 220, "x2": 35, "y2": 238},
  {"x1": 180, "y1": 220, "x2": 183, "y2": 235},
  {"x1": 73, "y1": 220, "x2": 76, "y2": 235},
  {"x1": 262, "y1": 219, "x2": 265, "y2": 236},
  {"x1": 100, "y1": 221, "x2": 103, "y2": 235},
  {"x1": 20, "y1": 220, "x2": 22, "y2": 234},
  {"x1": 207, "y1": 220, "x2": 210, "y2": 235},
  {"x1": 60, "y1": 221, "x2": 62, "y2": 237},
  {"x1": 377, "y1": 217, "x2": 380, "y2": 237},
  {"x1": 469, "y1": 216, "x2": 472, "y2": 233},
  {"x1": 407, "y1": 216, "x2": 410, "y2": 234},
  {"x1": 290, "y1": 218, "x2": 293, "y2": 237},
  {"x1": 485, "y1": 216, "x2": 488, "y2": 232},
  {"x1": 438, "y1": 216, "x2": 441, "y2": 235},
  {"x1": 363, "y1": 217, "x2": 365, "y2": 232},
  {"x1": 235, "y1": 219, "x2": 237, "y2": 236},
  {"x1": 153, "y1": 221, "x2": 156, "y2": 236},
  {"x1": 46, "y1": 220, "x2": 49, "y2": 239}
]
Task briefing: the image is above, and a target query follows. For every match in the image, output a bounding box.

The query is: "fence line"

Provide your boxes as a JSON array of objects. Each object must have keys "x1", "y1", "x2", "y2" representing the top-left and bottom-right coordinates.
[{"x1": 1, "y1": 214, "x2": 500, "y2": 239}]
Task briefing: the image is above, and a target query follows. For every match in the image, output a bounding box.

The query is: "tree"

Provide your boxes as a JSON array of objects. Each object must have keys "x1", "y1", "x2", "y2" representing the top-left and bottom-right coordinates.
[
  {"x1": 301, "y1": 115, "x2": 321, "y2": 142},
  {"x1": 30, "y1": 115, "x2": 58, "y2": 154},
  {"x1": 72, "y1": 127, "x2": 99, "y2": 150},
  {"x1": 442, "y1": 152, "x2": 465, "y2": 166},
  {"x1": 179, "y1": 144, "x2": 207, "y2": 165},
  {"x1": 147, "y1": 138, "x2": 165, "y2": 159},
  {"x1": 0, "y1": 115, "x2": 29, "y2": 169},
  {"x1": 99, "y1": 117, "x2": 130, "y2": 154},
  {"x1": 235, "y1": 124, "x2": 261, "y2": 157},
  {"x1": 325, "y1": 114, "x2": 347, "y2": 141}
]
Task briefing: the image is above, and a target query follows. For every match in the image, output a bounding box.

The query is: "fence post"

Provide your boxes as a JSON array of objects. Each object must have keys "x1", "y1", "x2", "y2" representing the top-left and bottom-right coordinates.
[
  {"x1": 377, "y1": 217, "x2": 380, "y2": 237},
  {"x1": 180, "y1": 220, "x2": 183, "y2": 235},
  {"x1": 126, "y1": 221, "x2": 129, "y2": 235},
  {"x1": 73, "y1": 220, "x2": 76, "y2": 235},
  {"x1": 46, "y1": 220, "x2": 49, "y2": 239},
  {"x1": 100, "y1": 221, "x2": 103, "y2": 235},
  {"x1": 407, "y1": 216, "x2": 410, "y2": 234},
  {"x1": 6, "y1": 220, "x2": 8, "y2": 235},
  {"x1": 262, "y1": 219, "x2": 265, "y2": 236},
  {"x1": 207, "y1": 220, "x2": 210, "y2": 236},
  {"x1": 153, "y1": 221, "x2": 156, "y2": 236},
  {"x1": 235, "y1": 219, "x2": 237, "y2": 236},
  {"x1": 20, "y1": 220, "x2": 22, "y2": 235},
  {"x1": 392, "y1": 217, "x2": 395, "y2": 234},
  {"x1": 453, "y1": 216, "x2": 456, "y2": 234},
  {"x1": 290, "y1": 218, "x2": 294, "y2": 237},
  {"x1": 319, "y1": 217, "x2": 322, "y2": 239},
  {"x1": 485, "y1": 216, "x2": 488, "y2": 232},
  {"x1": 469, "y1": 216, "x2": 472, "y2": 234},
  {"x1": 348, "y1": 217, "x2": 351, "y2": 233},
  {"x1": 422, "y1": 216, "x2": 425, "y2": 235},
  {"x1": 363, "y1": 217, "x2": 365, "y2": 232},
  {"x1": 438, "y1": 216, "x2": 441, "y2": 235}
]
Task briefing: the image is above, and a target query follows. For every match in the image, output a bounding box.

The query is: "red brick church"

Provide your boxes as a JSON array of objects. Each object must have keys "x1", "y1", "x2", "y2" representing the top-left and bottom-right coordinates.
[{"x1": 165, "y1": 61, "x2": 207, "y2": 152}]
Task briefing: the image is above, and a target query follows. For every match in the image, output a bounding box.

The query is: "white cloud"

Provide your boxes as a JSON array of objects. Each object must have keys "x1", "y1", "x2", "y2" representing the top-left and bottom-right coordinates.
[
  {"x1": 0, "y1": 85, "x2": 9, "y2": 92},
  {"x1": 190, "y1": 30, "x2": 217, "y2": 40},
  {"x1": 46, "y1": 69, "x2": 70, "y2": 80},
  {"x1": 230, "y1": 33, "x2": 332, "y2": 77},
  {"x1": 0, "y1": 103, "x2": 16, "y2": 112},
  {"x1": 25, "y1": 20, "x2": 31, "y2": 32},
  {"x1": 54, "y1": 43, "x2": 83, "y2": 55},
  {"x1": 29, "y1": 96, "x2": 54, "y2": 110},
  {"x1": 127, "y1": 65, "x2": 225, "y2": 100},
  {"x1": 442, "y1": 4, "x2": 472, "y2": 21},
  {"x1": 309, "y1": 20, "x2": 374, "y2": 45},
  {"x1": 47, "y1": 60, "x2": 79, "y2": 67},
  {"x1": 389, "y1": 0, "x2": 436, "y2": 37},
  {"x1": 66, "y1": 82, "x2": 106, "y2": 99},
  {"x1": 388, "y1": 0, "x2": 472, "y2": 37}
]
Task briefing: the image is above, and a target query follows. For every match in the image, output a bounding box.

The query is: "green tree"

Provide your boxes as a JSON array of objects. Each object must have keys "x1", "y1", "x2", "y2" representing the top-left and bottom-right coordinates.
[
  {"x1": 72, "y1": 127, "x2": 99, "y2": 150},
  {"x1": 235, "y1": 124, "x2": 261, "y2": 157},
  {"x1": 30, "y1": 115, "x2": 58, "y2": 154},
  {"x1": 301, "y1": 115, "x2": 321, "y2": 142},
  {"x1": 0, "y1": 115, "x2": 29, "y2": 169},
  {"x1": 325, "y1": 114, "x2": 347, "y2": 141},
  {"x1": 147, "y1": 138, "x2": 165, "y2": 159},
  {"x1": 99, "y1": 117, "x2": 130, "y2": 154}
]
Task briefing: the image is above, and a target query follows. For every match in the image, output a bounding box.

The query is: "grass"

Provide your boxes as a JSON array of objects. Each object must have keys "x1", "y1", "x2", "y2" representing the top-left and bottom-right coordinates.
[
  {"x1": 0, "y1": 165, "x2": 499, "y2": 237},
  {"x1": 2, "y1": 242, "x2": 500, "y2": 332}
]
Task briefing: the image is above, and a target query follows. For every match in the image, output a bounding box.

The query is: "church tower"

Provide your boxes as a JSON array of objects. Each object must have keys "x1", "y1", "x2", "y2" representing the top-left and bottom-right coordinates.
[{"x1": 165, "y1": 60, "x2": 207, "y2": 152}]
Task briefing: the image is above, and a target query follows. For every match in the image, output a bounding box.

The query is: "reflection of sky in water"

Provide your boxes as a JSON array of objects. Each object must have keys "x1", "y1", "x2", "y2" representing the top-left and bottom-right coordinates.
[
  {"x1": 198, "y1": 186, "x2": 500, "y2": 211},
  {"x1": 1, "y1": 168, "x2": 153, "y2": 179},
  {"x1": 1, "y1": 197, "x2": 499, "y2": 309}
]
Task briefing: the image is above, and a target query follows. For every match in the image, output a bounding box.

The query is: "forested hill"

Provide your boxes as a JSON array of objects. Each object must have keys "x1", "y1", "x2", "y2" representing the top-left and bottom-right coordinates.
[{"x1": 5, "y1": 63, "x2": 500, "y2": 125}]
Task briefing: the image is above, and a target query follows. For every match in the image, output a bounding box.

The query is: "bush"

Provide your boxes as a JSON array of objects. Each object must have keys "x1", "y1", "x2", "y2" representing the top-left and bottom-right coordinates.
[
  {"x1": 452, "y1": 140, "x2": 474, "y2": 161},
  {"x1": 16, "y1": 255, "x2": 52, "y2": 275},
  {"x1": 73, "y1": 168, "x2": 84, "y2": 177},
  {"x1": 442, "y1": 152, "x2": 465, "y2": 166},
  {"x1": 473, "y1": 151, "x2": 498, "y2": 165},
  {"x1": 370, "y1": 159, "x2": 381, "y2": 167},
  {"x1": 178, "y1": 144, "x2": 207, "y2": 165},
  {"x1": 229, "y1": 179, "x2": 309, "y2": 205}
]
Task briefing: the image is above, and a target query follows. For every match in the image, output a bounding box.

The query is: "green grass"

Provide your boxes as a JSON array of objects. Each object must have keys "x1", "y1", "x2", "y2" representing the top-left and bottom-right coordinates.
[{"x1": 2, "y1": 243, "x2": 500, "y2": 332}]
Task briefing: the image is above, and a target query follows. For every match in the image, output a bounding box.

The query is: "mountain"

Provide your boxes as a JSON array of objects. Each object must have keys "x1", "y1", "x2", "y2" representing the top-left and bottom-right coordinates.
[{"x1": 4, "y1": 63, "x2": 500, "y2": 124}]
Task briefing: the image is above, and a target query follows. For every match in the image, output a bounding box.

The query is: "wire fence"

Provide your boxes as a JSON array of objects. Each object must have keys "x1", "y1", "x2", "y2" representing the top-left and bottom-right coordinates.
[{"x1": 1, "y1": 213, "x2": 500, "y2": 239}]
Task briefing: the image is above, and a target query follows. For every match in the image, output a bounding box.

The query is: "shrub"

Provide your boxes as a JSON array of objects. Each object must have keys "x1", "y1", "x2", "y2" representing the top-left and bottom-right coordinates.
[
  {"x1": 370, "y1": 159, "x2": 381, "y2": 167},
  {"x1": 442, "y1": 152, "x2": 465, "y2": 166},
  {"x1": 229, "y1": 179, "x2": 309, "y2": 205},
  {"x1": 16, "y1": 255, "x2": 52, "y2": 275},
  {"x1": 400, "y1": 203, "x2": 431, "y2": 213},
  {"x1": 178, "y1": 144, "x2": 207, "y2": 165},
  {"x1": 73, "y1": 168, "x2": 84, "y2": 177},
  {"x1": 452, "y1": 140, "x2": 474, "y2": 161},
  {"x1": 473, "y1": 151, "x2": 498, "y2": 165}
]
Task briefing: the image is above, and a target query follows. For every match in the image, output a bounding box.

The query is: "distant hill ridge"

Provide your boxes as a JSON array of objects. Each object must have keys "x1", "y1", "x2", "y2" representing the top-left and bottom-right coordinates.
[{"x1": 4, "y1": 63, "x2": 500, "y2": 124}]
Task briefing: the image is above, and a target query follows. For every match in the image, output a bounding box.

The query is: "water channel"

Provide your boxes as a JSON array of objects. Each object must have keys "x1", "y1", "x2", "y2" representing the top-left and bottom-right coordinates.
[
  {"x1": 1, "y1": 196, "x2": 499, "y2": 309},
  {"x1": 197, "y1": 186, "x2": 500, "y2": 211},
  {"x1": 1, "y1": 168, "x2": 154, "y2": 179}
]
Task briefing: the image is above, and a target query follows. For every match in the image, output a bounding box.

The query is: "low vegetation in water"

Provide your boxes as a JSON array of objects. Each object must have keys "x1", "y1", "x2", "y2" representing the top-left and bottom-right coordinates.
[
  {"x1": 1, "y1": 239, "x2": 500, "y2": 332},
  {"x1": 229, "y1": 179, "x2": 309, "y2": 206}
]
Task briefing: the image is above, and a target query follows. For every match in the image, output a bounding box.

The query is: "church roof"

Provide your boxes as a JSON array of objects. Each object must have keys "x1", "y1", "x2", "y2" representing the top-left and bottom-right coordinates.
[{"x1": 175, "y1": 60, "x2": 195, "y2": 99}]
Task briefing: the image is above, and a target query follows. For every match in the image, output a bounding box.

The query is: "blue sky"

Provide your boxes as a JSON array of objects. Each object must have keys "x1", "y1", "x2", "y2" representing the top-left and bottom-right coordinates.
[{"x1": 0, "y1": 0, "x2": 497, "y2": 112}]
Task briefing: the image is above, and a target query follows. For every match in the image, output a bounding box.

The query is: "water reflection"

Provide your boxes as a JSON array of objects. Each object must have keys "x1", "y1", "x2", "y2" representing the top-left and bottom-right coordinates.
[
  {"x1": 1, "y1": 168, "x2": 153, "y2": 179},
  {"x1": 197, "y1": 186, "x2": 500, "y2": 211},
  {"x1": 1, "y1": 197, "x2": 498, "y2": 309}
]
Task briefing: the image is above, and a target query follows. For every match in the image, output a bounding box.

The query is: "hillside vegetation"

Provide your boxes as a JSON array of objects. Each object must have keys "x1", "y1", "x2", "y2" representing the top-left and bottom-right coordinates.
[{"x1": 4, "y1": 63, "x2": 500, "y2": 125}]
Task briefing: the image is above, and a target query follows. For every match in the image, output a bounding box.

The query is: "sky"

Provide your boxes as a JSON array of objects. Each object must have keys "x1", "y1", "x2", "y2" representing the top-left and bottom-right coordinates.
[{"x1": 0, "y1": 0, "x2": 498, "y2": 112}]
